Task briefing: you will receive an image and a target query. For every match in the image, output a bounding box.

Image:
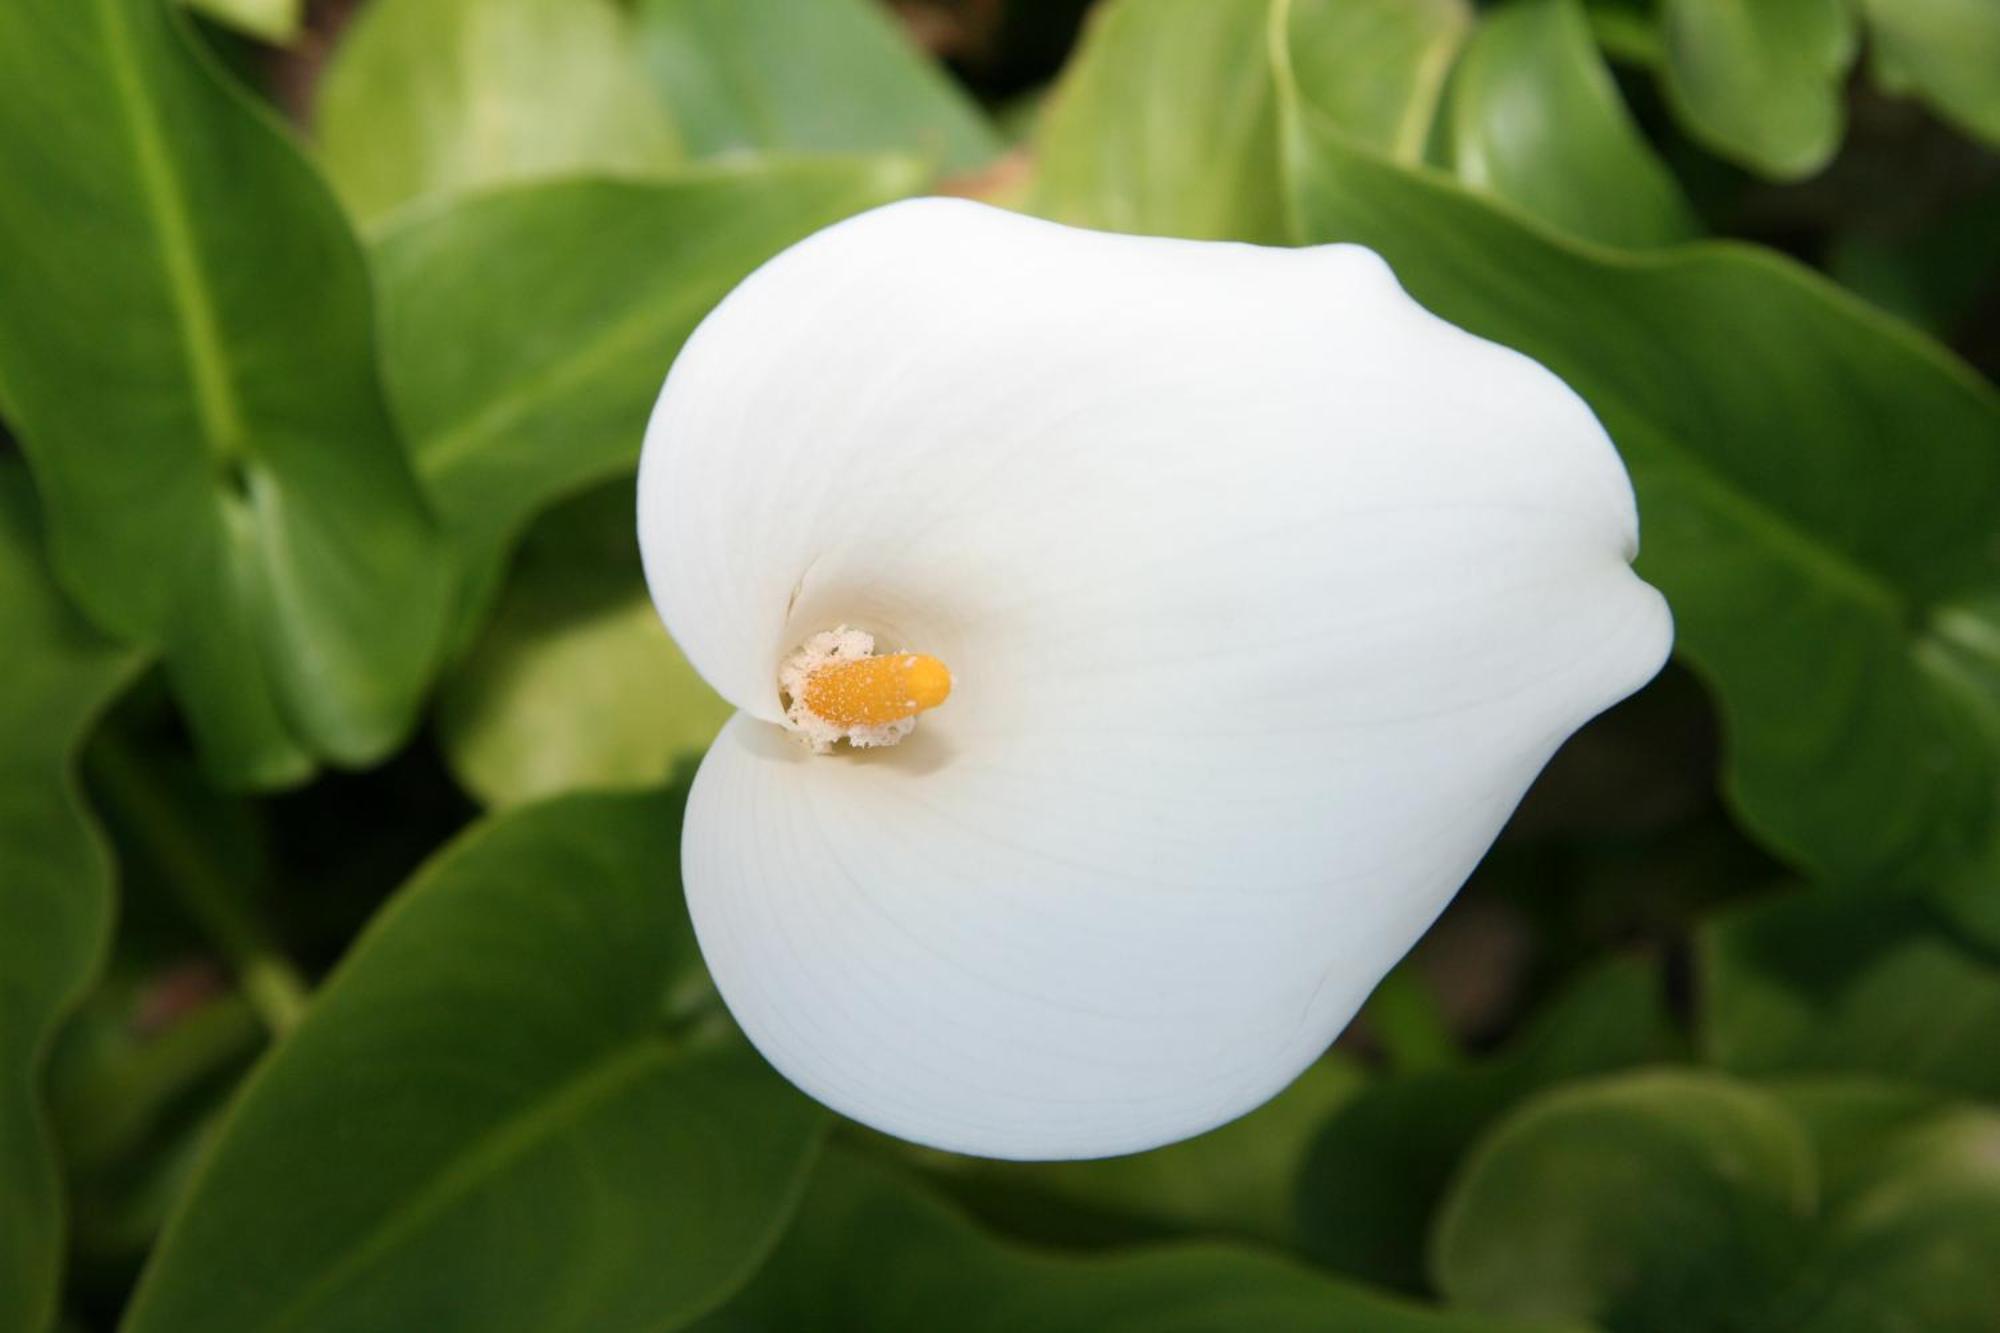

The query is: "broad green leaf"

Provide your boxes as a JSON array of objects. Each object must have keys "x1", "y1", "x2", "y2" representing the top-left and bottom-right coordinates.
[
  {"x1": 184, "y1": 0, "x2": 299, "y2": 43},
  {"x1": 1799, "y1": 1104, "x2": 2000, "y2": 1333},
  {"x1": 937, "y1": 1056, "x2": 1362, "y2": 1250},
  {"x1": 317, "y1": 0, "x2": 680, "y2": 226},
  {"x1": 1439, "y1": 1074, "x2": 2000, "y2": 1333},
  {"x1": 1860, "y1": 0, "x2": 2000, "y2": 146},
  {"x1": 1282, "y1": 0, "x2": 1471, "y2": 160},
  {"x1": 698, "y1": 1151, "x2": 1579, "y2": 1333},
  {"x1": 0, "y1": 465, "x2": 140, "y2": 1333},
  {"x1": 1582, "y1": 0, "x2": 1663, "y2": 67},
  {"x1": 1699, "y1": 891, "x2": 2000, "y2": 1101},
  {"x1": 1766, "y1": 1077, "x2": 1948, "y2": 1202},
  {"x1": 1657, "y1": 0, "x2": 1856, "y2": 179},
  {"x1": 124, "y1": 788, "x2": 823, "y2": 1333},
  {"x1": 1031, "y1": 0, "x2": 1290, "y2": 242},
  {"x1": 1444, "y1": 0, "x2": 1698, "y2": 247},
  {"x1": 1433, "y1": 1070, "x2": 1816, "y2": 1333},
  {"x1": 636, "y1": 0, "x2": 999, "y2": 172},
  {"x1": 1296, "y1": 957, "x2": 1677, "y2": 1290},
  {"x1": 1032, "y1": 0, "x2": 1468, "y2": 243},
  {"x1": 0, "y1": 0, "x2": 452, "y2": 789},
  {"x1": 439, "y1": 483, "x2": 731, "y2": 808},
  {"x1": 1278, "y1": 54, "x2": 2000, "y2": 887},
  {"x1": 375, "y1": 158, "x2": 921, "y2": 628}
]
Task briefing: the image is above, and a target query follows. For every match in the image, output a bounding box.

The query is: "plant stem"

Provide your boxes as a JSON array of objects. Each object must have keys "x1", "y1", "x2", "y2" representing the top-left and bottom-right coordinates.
[{"x1": 89, "y1": 735, "x2": 310, "y2": 1035}]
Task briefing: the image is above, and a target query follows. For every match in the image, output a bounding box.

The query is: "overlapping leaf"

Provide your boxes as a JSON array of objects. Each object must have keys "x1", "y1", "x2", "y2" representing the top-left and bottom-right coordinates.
[
  {"x1": 438, "y1": 484, "x2": 730, "y2": 808},
  {"x1": 184, "y1": 0, "x2": 299, "y2": 43},
  {"x1": 1030, "y1": 0, "x2": 1300, "y2": 242},
  {"x1": 636, "y1": 0, "x2": 998, "y2": 170},
  {"x1": 1281, "y1": 117, "x2": 2000, "y2": 889},
  {"x1": 1435, "y1": 1070, "x2": 1816, "y2": 1332},
  {"x1": 1434, "y1": 1070, "x2": 2000, "y2": 1333},
  {"x1": 937, "y1": 1057, "x2": 1361, "y2": 1251},
  {"x1": 696, "y1": 1152, "x2": 1578, "y2": 1333},
  {"x1": 0, "y1": 0, "x2": 453, "y2": 788},
  {"x1": 317, "y1": 0, "x2": 680, "y2": 226},
  {"x1": 1656, "y1": 0, "x2": 1856, "y2": 180},
  {"x1": 1443, "y1": 0, "x2": 1698, "y2": 247},
  {"x1": 1699, "y1": 891, "x2": 2000, "y2": 1100},
  {"x1": 1859, "y1": 0, "x2": 2000, "y2": 146},
  {"x1": 374, "y1": 158, "x2": 922, "y2": 630},
  {"x1": 1034, "y1": 0, "x2": 2000, "y2": 897},
  {"x1": 0, "y1": 465, "x2": 141, "y2": 1333},
  {"x1": 123, "y1": 788, "x2": 824, "y2": 1333},
  {"x1": 1296, "y1": 958, "x2": 1677, "y2": 1290}
]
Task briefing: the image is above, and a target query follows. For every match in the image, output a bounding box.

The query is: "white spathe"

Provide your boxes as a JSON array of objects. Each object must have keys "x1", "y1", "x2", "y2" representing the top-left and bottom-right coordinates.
[{"x1": 638, "y1": 198, "x2": 1671, "y2": 1160}]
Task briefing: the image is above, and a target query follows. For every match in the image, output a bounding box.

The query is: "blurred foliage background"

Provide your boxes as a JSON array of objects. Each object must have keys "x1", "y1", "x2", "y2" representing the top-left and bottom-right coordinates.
[{"x1": 0, "y1": 0, "x2": 1996, "y2": 1330}]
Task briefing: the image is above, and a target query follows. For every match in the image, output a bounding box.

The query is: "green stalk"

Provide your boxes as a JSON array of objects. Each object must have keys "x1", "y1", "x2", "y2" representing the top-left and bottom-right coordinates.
[{"x1": 88, "y1": 735, "x2": 309, "y2": 1035}]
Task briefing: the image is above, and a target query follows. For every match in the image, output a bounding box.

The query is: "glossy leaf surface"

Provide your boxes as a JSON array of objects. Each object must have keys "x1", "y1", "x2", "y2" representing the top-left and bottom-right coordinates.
[
  {"x1": 1031, "y1": 0, "x2": 1292, "y2": 241},
  {"x1": 1281, "y1": 81, "x2": 2000, "y2": 888},
  {"x1": 1860, "y1": 0, "x2": 2000, "y2": 146},
  {"x1": 317, "y1": 0, "x2": 679, "y2": 226},
  {"x1": 1444, "y1": 0, "x2": 1697, "y2": 247},
  {"x1": 374, "y1": 159, "x2": 922, "y2": 623},
  {"x1": 1657, "y1": 0, "x2": 1856, "y2": 179},
  {"x1": 0, "y1": 0, "x2": 453, "y2": 787},
  {"x1": 636, "y1": 0, "x2": 998, "y2": 170},
  {"x1": 1033, "y1": 0, "x2": 2000, "y2": 920},
  {"x1": 439, "y1": 484, "x2": 731, "y2": 808},
  {"x1": 124, "y1": 789, "x2": 824, "y2": 1333}
]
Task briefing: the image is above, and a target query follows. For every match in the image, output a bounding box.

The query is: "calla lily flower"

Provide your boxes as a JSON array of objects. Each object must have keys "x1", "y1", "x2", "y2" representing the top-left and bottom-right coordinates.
[{"x1": 637, "y1": 198, "x2": 1671, "y2": 1161}]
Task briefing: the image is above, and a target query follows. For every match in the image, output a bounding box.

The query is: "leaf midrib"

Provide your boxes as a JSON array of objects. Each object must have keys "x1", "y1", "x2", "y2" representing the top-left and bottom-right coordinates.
[
  {"x1": 96, "y1": 0, "x2": 248, "y2": 471},
  {"x1": 248, "y1": 1037, "x2": 676, "y2": 1333},
  {"x1": 414, "y1": 274, "x2": 714, "y2": 492}
]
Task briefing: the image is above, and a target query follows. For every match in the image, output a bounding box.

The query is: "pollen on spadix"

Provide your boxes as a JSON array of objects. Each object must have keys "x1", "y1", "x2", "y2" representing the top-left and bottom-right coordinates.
[{"x1": 778, "y1": 627, "x2": 953, "y2": 753}]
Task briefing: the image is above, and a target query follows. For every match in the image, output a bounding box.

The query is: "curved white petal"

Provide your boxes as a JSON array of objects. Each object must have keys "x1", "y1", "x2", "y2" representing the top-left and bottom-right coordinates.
[{"x1": 640, "y1": 198, "x2": 1670, "y2": 1159}]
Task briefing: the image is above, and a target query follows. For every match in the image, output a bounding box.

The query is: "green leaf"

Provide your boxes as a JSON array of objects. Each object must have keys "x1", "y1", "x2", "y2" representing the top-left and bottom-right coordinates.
[
  {"x1": 1030, "y1": 0, "x2": 1291, "y2": 242},
  {"x1": 698, "y1": 1151, "x2": 1579, "y2": 1333},
  {"x1": 439, "y1": 483, "x2": 731, "y2": 808},
  {"x1": 1433, "y1": 1070, "x2": 1817, "y2": 1333},
  {"x1": 184, "y1": 0, "x2": 300, "y2": 44},
  {"x1": 1799, "y1": 1104, "x2": 2000, "y2": 1333},
  {"x1": 1296, "y1": 957, "x2": 1677, "y2": 1290},
  {"x1": 1657, "y1": 0, "x2": 1856, "y2": 180},
  {"x1": 375, "y1": 159, "x2": 921, "y2": 627},
  {"x1": 1859, "y1": 0, "x2": 2000, "y2": 147},
  {"x1": 1444, "y1": 0, "x2": 1698, "y2": 248},
  {"x1": 1281, "y1": 0, "x2": 1470, "y2": 160},
  {"x1": 1699, "y1": 891, "x2": 2000, "y2": 1101},
  {"x1": 635, "y1": 0, "x2": 999, "y2": 172},
  {"x1": 1277, "y1": 40, "x2": 2000, "y2": 887},
  {"x1": 0, "y1": 465, "x2": 141, "y2": 1333},
  {"x1": 317, "y1": 0, "x2": 680, "y2": 226},
  {"x1": 0, "y1": 0, "x2": 454, "y2": 788},
  {"x1": 1029, "y1": 0, "x2": 1470, "y2": 242},
  {"x1": 1766, "y1": 1077, "x2": 1948, "y2": 1202},
  {"x1": 124, "y1": 788, "x2": 824, "y2": 1333},
  {"x1": 1438, "y1": 1074, "x2": 2000, "y2": 1333},
  {"x1": 939, "y1": 1056, "x2": 1363, "y2": 1251}
]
